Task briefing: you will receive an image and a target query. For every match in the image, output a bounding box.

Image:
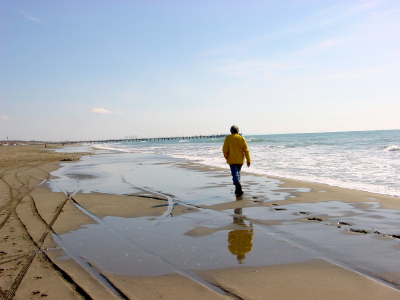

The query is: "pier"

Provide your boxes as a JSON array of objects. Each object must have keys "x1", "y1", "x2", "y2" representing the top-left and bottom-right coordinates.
[
  {"x1": 77, "y1": 134, "x2": 228, "y2": 144},
  {"x1": 1, "y1": 134, "x2": 229, "y2": 146}
]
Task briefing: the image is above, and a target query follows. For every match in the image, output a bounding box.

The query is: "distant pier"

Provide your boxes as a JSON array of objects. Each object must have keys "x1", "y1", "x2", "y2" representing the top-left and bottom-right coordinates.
[{"x1": 77, "y1": 134, "x2": 227, "y2": 144}]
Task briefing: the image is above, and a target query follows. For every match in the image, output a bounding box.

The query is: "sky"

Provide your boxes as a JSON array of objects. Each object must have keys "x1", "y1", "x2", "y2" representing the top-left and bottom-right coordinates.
[{"x1": 1, "y1": 0, "x2": 400, "y2": 141}]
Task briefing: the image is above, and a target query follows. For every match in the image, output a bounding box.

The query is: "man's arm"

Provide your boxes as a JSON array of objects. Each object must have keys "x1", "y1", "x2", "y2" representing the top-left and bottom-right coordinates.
[
  {"x1": 222, "y1": 138, "x2": 229, "y2": 160},
  {"x1": 243, "y1": 138, "x2": 251, "y2": 167}
]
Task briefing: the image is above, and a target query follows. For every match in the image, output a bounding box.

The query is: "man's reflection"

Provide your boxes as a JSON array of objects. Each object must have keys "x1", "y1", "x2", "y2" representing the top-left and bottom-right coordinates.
[{"x1": 228, "y1": 207, "x2": 254, "y2": 264}]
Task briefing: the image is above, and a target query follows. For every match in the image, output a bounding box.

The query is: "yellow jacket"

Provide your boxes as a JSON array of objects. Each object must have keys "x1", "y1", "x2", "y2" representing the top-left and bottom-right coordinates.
[
  {"x1": 222, "y1": 133, "x2": 251, "y2": 165},
  {"x1": 228, "y1": 229, "x2": 254, "y2": 257}
]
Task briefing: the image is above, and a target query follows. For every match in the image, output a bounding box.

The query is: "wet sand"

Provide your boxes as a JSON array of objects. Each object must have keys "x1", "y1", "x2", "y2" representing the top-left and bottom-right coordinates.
[{"x1": 1, "y1": 145, "x2": 400, "y2": 299}]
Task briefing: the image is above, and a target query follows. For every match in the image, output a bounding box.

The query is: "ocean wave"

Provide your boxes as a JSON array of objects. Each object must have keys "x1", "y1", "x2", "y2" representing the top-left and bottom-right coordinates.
[
  {"x1": 92, "y1": 144, "x2": 132, "y2": 153},
  {"x1": 248, "y1": 138, "x2": 265, "y2": 143},
  {"x1": 85, "y1": 130, "x2": 400, "y2": 197},
  {"x1": 383, "y1": 145, "x2": 400, "y2": 152},
  {"x1": 206, "y1": 138, "x2": 226, "y2": 143}
]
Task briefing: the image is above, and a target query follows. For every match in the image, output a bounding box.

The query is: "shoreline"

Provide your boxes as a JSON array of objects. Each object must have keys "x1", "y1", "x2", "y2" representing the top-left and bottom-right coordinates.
[
  {"x1": 91, "y1": 142, "x2": 400, "y2": 198},
  {"x1": 1, "y1": 145, "x2": 400, "y2": 299}
]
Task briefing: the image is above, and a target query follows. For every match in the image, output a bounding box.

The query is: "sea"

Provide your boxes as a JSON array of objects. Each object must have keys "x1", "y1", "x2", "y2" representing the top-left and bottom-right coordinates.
[{"x1": 91, "y1": 129, "x2": 400, "y2": 197}]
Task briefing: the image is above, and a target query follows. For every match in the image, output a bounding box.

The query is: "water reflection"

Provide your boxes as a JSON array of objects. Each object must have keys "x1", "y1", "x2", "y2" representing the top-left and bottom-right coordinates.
[{"x1": 228, "y1": 201, "x2": 254, "y2": 264}]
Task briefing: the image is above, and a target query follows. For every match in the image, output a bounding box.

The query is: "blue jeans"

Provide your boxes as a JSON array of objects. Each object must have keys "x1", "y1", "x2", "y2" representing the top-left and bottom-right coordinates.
[{"x1": 230, "y1": 164, "x2": 243, "y2": 185}]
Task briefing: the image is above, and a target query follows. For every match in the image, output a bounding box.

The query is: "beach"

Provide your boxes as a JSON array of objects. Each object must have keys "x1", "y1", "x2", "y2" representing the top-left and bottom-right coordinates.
[{"x1": 1, "y1": 144, "x2": 400, "y2": 299}]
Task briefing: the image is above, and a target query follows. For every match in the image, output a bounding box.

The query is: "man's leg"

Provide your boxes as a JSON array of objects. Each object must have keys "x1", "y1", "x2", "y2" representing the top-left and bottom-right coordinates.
[
  {"x1": 230, "y1": 164, "x2": 243, "y2": 196},
  {"x1": 237, "y1": 164, "x2": 242, "y2": 183},
  {"x1": 230, "y1": 164, "x2": 241, "y2": 184}
]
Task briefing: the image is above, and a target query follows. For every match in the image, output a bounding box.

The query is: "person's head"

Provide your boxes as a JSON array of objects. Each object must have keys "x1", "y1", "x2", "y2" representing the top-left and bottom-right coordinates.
[{"x1": 230, "y1": 125, "x2": 239, "y2": 134}]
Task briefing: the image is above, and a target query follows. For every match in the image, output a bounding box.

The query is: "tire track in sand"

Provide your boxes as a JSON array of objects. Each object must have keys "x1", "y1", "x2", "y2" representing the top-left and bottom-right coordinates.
[{"x1": 0, "y1": 166, "x2": 93, "y2": 300}]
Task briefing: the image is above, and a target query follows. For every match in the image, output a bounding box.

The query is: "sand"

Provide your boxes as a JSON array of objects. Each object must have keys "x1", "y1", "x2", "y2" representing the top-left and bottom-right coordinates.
[{"x1": 1, "y1": 144, "x2": 400, "y2": 299}]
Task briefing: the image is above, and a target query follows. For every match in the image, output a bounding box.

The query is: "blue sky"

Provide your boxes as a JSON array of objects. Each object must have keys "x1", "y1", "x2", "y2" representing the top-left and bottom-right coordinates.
[{"x1": 1, "y1": 0, "x2": 399, "y2": 141}]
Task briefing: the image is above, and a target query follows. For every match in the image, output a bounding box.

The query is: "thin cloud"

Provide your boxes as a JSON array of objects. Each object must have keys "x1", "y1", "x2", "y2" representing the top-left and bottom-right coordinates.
[
  {"x1": 323, "y1": 37, "x2": 353, "y2": 48},
  {"x1": 92, "y1": 108, "x2": 121, "y2": 114},
  {"x1": 211, "y1": 59, "x2": 304, "y2": 79},
  {"x1": 202, "y1": 2, "x2": 378, "y2": 59},
  {"x1": 327, "y1": 62, "x2": 400, "y2": 80},
  {"x1": 92, "y1": 108, "x2": 112, "y2": 114},
  {"x1": 1, "y1": 116, "x2": 10, "y2": 121},
  {"x1": 20, "y1": 11, "x2": 40, "y2": 23},
  {"x1": 291, "y1": 1, "x2": 382, "y2": 35},
  {"x1": 290, "y1": 36, "x2": 353, "y2": 58}
]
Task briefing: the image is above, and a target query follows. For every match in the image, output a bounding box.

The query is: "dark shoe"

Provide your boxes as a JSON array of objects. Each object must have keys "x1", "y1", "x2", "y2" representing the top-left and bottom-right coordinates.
[{"x1": 235, "y1": 183, "x2": 243, "y2": 197}]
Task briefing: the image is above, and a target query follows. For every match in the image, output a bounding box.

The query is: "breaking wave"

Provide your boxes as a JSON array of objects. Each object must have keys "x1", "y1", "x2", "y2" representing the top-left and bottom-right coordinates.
[{"x1": 383, "y1": 145, "x2": 400, "y2": 152}]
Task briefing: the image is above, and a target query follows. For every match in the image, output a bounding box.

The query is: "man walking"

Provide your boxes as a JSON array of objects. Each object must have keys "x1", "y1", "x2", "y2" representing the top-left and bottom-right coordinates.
[{"x1": 222, "y1": 125, "x2": 251, "y2": 197}]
